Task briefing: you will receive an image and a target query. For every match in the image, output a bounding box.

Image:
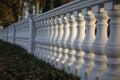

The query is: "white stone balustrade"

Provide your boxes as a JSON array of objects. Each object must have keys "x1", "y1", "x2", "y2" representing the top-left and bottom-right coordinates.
[
  {"x1": 45, "y1": 19, "x2": 51, "y2": 62},
  {"x1": 54, "y1": 16, "x2": 63, "y2": 67},
  {"x1": 34, "y1": 21, "x2": 40, "y2": 58},
  {"x1": 48, "y1": 17, "x2": 54, "y2": 63},
  {"x1": 102, "y1": 2, "x2": 120, "y2": 80},
  {"x1": 14, "y1": 19, "x2": 30, "y2": 50},
  {"x1": 65, "y1": 12, "x2": 77, "y2": 73},
  {"x1": 41, "y1": 19, "x2": 47, "y2": 60},
  {"x1": 58, "y1": 13, "x2": 70, "y2": 69},
  {"x1": 2, "y1": 28, "x2": 8, "y2": 42},
  {"x1": 51, "y1": 17, "x2": 58, "y2": 64},
  {"x1": 0, "y1": 30, "x2": 2, "y2": 39},
  {"x1": 7, "y1": 25, "x2": 14, "y2": 44},
  {"x1": 38, "y1": 20, "x2": 43, "y2": 59},
  {"x1": 45, "y1": 18, "x2": 51, "y2": 63},
  {"x1": 79, "y1": 9, "x2": 96, "y2": 80},
  {"x1": 55, "y1": 15, "x2": 64, "y2": 67},
  {"x1": 42, "y1": 19, "x2": 47, "y2": 60},
  {"x1": 1, "y1": 0, "x2": 120, "y2": 80},
  {"x1": 89, "y1": 5, "x2": 109, "y2": 80},
  {"x1": 71, "y1": 11, "x2": 85, "y2": 76}
]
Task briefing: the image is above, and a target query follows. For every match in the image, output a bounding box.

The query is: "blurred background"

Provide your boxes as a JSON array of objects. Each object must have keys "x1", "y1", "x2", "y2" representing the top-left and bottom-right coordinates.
[{"x1": 0, "y1": 0, "x2": 72, "y2": 28}]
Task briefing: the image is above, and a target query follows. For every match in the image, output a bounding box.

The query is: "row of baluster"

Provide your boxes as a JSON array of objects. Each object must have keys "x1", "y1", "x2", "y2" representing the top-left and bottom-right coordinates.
[
  {"x1": 33, "y1": 2, "x2": 120, "y2": 80},
  {"x1": 0, "y1": 1, "x2": 119, "y2": 80}
]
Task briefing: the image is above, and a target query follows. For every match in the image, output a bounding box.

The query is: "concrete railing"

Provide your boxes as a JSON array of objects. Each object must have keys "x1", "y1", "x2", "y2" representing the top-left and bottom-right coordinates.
[
  {"x1": 14, "y1": 18, "x2": 30, "y2": 50},
  {"x1": 0, "y1": 0, "x2": 120, "y2": 80},
  {"x1": 0, "y1": 29, "x2": 1, "y2": 39}
]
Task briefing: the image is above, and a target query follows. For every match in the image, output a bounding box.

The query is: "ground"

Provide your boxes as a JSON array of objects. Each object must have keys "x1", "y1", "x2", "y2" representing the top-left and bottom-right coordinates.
[{"x1": 0, "y1": 40, "x2": 80, "y2": 80}]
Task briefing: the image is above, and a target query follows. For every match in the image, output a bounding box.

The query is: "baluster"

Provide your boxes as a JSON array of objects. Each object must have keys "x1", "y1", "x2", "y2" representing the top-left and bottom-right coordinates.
[
  {"x1": 54, "y1": 16, "x2": 60, "y2": 65},
  {"x1": 46, "y1": 19, "x2": 49, "y2": 62},
  {"x1": 38, "y1": 20, "x2": 43, "y2": 59},
  {"x1": 54, "y1": 15, "x2": 64, "y2": 67},
  {"x1": 50, "y1": 17, "x2": 57, "y2": 64},
  {"x1": 88, "y1": 5, "x2": 109, "y2": 80},
  {"x1": 47, "y1": 19, "x2": 52, "y2": 62},
  {"x1": 37, "y1": 21, "x2": 40, "y2": 58},
  {"x1": 34, "y1": 21, "x2": 38, "y2": 57},
  {"x1": 46, "y1": 18, "x2": 51, "y2": 63},
  {"x1": 39, "y1": 21, "x2": 43, "y2": 59},
  {"x1": 58, "y1": 13, "x2": 70, "y2": 69},
  {"x1": 45, "y1": 19, "x2": 49, "y2": 61},
  {"x1": 44, "y1": 19, "x2": 50, "y2": 62},
  {"x1": 37, "y1": 21, "x2": 41, "y2": 58},
  {"x1": 41, "y1": 20, "x2": 45, "y2": 60},
  {"x1": 39, "y1": 20, "x2": 45, "y2": 60},
  {"x1": 102, "y1": 2, "x2": 120, "y2": 80},
  {"x1": 6, "y1": 27, "x2": 8, "y2": 42},
  {"x1": 43, "y1": 19, "x2": 48, "y2": 61},
  {"x1": 71, "y1": 11, "x2": 85, "y2": 76},
  {"x1": 79, "y1": 9, "x2": 96, "y2": 80},
  {"x1": 51, "y1": 16, "x2": 58, "y2": 64},
  {"x1": 48, "y1": 18, "x2": 54, "y2": 63},
  {"x1": 35, "y1": 21, "x2": 38, "y2": 57},
  {"x1": 42, "y1": 19, "x2": 46, "y2": 60},
  {"x1": 65, "y1": 12, "x2": 77, "y2": 73}
]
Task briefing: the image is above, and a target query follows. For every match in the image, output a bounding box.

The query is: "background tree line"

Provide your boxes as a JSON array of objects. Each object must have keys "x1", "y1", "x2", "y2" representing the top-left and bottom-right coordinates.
[{"x1": 0, "y1": 0, "x2": 71, "y2": 28}]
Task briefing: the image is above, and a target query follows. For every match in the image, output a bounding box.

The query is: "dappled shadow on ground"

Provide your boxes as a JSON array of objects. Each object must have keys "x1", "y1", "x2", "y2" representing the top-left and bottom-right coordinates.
[{"x1": 0, "y1": 40, "x2": 80, "y2": 80}]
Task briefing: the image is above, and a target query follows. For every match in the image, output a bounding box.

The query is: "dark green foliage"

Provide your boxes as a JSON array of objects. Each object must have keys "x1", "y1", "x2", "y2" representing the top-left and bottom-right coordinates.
[{"x1": 0, "y1": 40, "x2": 80, "y2": 80}]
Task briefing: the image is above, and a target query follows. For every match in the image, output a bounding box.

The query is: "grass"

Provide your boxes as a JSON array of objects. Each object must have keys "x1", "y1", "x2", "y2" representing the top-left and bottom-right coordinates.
[{"x1": 0, "y1": 40, "x2": 80, "y2": 80}]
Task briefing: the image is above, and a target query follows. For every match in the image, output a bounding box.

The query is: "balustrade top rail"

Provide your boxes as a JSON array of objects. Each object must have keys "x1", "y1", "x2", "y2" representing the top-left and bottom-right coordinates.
[{"x1": 33, "y1": 0, "x2": 111, "y2": 21}]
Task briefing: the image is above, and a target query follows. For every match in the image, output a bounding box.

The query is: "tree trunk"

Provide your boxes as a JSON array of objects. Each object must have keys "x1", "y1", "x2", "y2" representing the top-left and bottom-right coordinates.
[
  {"x1": 36, "y1": 0, "x2": 40, "y2": 14},
  {"x1": 12, "y1": 4, "x2": 18, "y2": 22}
]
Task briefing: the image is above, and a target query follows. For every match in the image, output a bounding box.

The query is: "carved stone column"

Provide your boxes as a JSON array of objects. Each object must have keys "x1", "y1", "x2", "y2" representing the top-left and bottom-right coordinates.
[
  {"x1": 88, "y1": 5, "x2": 109, "y2": 80},
  {"x1": 48, "y1": 18, "x2": 54, "y2": 63},
  {"x1": 50, "y1": 17, "x2": 58, "y2": 64},
  {"x1": 79, "y1": 9, "x2": 96, "y2": 80},
  {"x1": 34, "y1": 21, "x2": 41, "y2": 58},
  {"x1": 71, "y1": 11, "x2": 85, "y2": 76},
  {"x1": 47, "y1": 18, "x2": 53, "y2": 63},
  {"x1": 102, "y1": 2, "x2": 120, "y2": 80},
  {"x1": 37, "y1": 21, "x2": 41, "y2": 59},
  {"x1": 45, "y1": 19, "x2": 50, "y2": 62},
  {"x1": 54, "y1": 15, "x2": 64, "y2": 67},
  {"x1": 44, "y1": 19, "x2": 49, "y2": 61},
  {"x1": 39, "y1": 20, "x2": 43, "y2": 59},
  {"x1": 58, "y1": 13, "x2": 70, "y2": 69},
  {"x1": 34, "y1": 21, "x2": 38, "y2": 57},
  {"x1": 41, "y1": 20, "x2": 46, "y2": 60},
  {"x1": 65, "y1": 13, "x2": 77, "y2": 73}
]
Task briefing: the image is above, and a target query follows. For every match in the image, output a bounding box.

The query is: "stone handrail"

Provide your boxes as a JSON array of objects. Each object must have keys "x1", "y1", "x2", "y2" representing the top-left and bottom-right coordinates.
[{"x1": 0, "y1": 0, "x2": 120, "y2": 80}]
